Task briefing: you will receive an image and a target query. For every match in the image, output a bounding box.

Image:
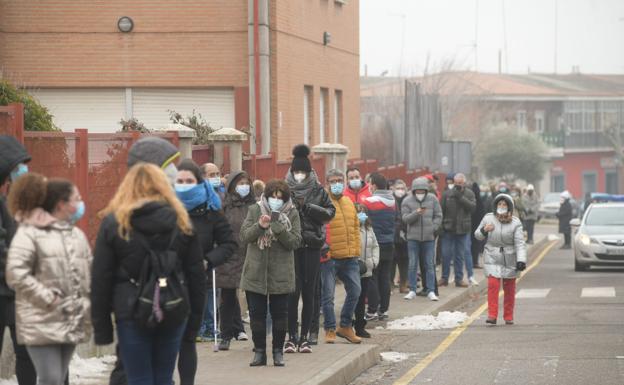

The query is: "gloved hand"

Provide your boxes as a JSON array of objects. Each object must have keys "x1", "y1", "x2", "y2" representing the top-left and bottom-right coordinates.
[{"x1": 516, "y1": 261, "x2": 526, "y2": 271}]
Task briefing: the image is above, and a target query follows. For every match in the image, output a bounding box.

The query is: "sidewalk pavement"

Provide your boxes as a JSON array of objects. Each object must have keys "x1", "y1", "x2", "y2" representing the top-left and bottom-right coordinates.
[{"x1": 62, "y1": 234, "x2": 552, "y2": 385}]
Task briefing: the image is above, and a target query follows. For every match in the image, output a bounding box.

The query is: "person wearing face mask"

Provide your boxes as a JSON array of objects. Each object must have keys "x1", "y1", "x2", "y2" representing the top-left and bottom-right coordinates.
[
  {"x1": 475, "y1": 194, "x2": 526, "y2": 325},
  {"x1": 284, "y1": 145, "x2": 335, "y2": 354},
  {"x1": 522, "y1": 185, "x2": 539, "y2": 244},
  {"x1": 556, "y1": 190, "x2": 573, "y2": 249},
  {"x1": 401, "y1": 178, "x2": 443, "y2": 301},
  {"x1": 174, "y1": 159, "x2": 236, "y2": 385},
  {"x1": 6, "y1": 174, "x2": 91, "y2": 385},
  {"x1": 344, "y1": 167, "x2": 372, "y2": 205},
  {"x1": 321, "y1": 169, "x2": 362, "y2": 344},
  {"x1": 240, "y1": 179, "x2": 302, "y2": 367},
  {"x1": 354, "y1": 204, "x2": 378, "y2": 338},
  {"x1": 0, "y1": 135, "x2": 37, "y2": 385},
  {"x1": 391, "y1": 180, "x2": 409, "y2": 294},
  {"x1": 470, "y1": 181, "x2": 486, "y2": 269},
  {"x1": 201, "y1": 163, "x2": 226, "y2": 200},
  {"x1": 217, "y1": 170, "x2": 257, "y2": 350}
]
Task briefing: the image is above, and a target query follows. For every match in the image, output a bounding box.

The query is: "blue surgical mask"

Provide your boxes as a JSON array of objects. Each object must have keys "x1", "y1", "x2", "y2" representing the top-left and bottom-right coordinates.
[
  {"x1": 330, "y1": 183, "x2": 344, "y2": 196},
  {"x1": 349, "y1": 179, "x2": 362, "y2": 190},
  {"x1": 235, "y1": 184, "x2": 250, "y2": 198},
  {"x1": 10, "y1": 163, "x2": 28, "y2": 181},
  {"x1": 174, "y1": 183, "x2": 195, "y2": 193},
  {"x1": 268, "y1": 197, "x2": 284, "y2": 211},
  {"x1": 209, "y1": 177, "x2": 221, "y2": 188},
  {"x1": 357, "y1": 212, "x2": 368, "y2": 224},
  {"x1": 71, "y1": 201, "x2": 85, "y2": 223}
]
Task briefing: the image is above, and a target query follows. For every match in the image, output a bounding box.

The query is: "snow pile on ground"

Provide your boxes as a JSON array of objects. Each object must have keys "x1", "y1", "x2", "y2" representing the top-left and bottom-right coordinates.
[
  {"x1": 69, "y1": 355, "x2": 115, "y2": 382},
  {"x1": 380, "y1": 351, "x2": 417, "y2": 362},
  {"x1": 547, "y1": 234, "x2": 561, "y2": 241},
  {"x1": 0, "y1": 377, "x2": 17, "y2": 385},
  {"x1": 386, "y1": 311, "x2": 468, "y2": 331}
]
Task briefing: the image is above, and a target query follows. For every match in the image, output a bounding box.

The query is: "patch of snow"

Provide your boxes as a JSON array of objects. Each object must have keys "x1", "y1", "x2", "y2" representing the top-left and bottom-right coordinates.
[
  {"x1": 380, "y1": 351, "x2": 416, "y2": 362},
  {"x1": 69, "y1": 355, "x2": 115, "y2": 381},
  {"x1": 375, "y1": 326, "x2": 385, "y2": 330},
  {"x1": 547, "y1": 234, "x2": 560, "y2": 241},
  {"x1": 386, "y1": 311, "x2": 468, "y2": 331},
  {"x1": 0, "y1": 377, "x2": 17, "y2": 385}
]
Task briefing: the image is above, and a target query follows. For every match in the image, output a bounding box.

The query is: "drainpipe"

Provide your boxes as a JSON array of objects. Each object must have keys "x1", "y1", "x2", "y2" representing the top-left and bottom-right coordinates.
[{"x1": 249, "y1": 0, "x2": 270, "y2": 154}]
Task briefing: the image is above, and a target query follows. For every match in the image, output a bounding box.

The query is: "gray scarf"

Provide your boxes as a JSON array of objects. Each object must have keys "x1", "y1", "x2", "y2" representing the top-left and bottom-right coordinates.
[
  {"x1": 285, "y1": 169, "x2": 319, "y2": 200},
  {"x1": 257, "y1": 195, "x2": 294, "y2": 250}
]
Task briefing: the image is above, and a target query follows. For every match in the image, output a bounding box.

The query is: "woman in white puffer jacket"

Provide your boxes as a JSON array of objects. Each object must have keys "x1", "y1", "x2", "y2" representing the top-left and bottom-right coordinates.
[
  {"x1": 353, "y1": 205, "x2": 379, "y2": 338},
  {"x1": 475, "y1": 194, "x2": 527, "y2": 326}
]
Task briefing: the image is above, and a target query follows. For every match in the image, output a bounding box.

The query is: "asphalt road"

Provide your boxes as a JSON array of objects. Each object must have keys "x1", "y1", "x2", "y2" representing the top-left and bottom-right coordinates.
[{"x1": 350, "y1": 230, "x2": 624, "y2": 385}]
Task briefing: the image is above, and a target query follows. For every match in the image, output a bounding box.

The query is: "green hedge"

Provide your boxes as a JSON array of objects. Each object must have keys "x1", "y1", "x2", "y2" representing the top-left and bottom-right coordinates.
[{"x1": 0, "y1": 79, "x2": 58, "y2": 131}]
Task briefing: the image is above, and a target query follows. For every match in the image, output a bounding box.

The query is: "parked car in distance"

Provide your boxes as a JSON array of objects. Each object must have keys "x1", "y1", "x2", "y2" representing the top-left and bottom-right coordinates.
[
  {"x1": 571, "y1": 202, "x2": 624, "y2": 271},
  {"x1": 539, "y1": 192, "x2": 580, "y2": 220}
]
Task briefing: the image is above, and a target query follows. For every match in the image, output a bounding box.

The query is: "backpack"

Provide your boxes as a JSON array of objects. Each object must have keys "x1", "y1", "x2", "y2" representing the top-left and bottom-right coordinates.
[{"x1": 129, "y1": 229, "x2": 190, "y2": 330}]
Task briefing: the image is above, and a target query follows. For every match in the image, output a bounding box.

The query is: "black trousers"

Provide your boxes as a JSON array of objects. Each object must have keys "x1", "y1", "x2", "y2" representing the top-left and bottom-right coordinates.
[
  {"x1": 288, "y1": 247, "x2": 321, "y2": 341},
  {"x1": 246, "y1": 291, "x2": 288, "y2": 351},
  {"x1": 353, "y1": 277, "x2": 370, "y2": 331},
  {"x1": 392, "y1": 243, "x2": 408, "y2": 286},
  {"x1": 470, "y1": 233, "x2": 483, "y2": 267},
  {"x1": 219, "y1": 288, "x2": 244, "y2": 340},
  {"x1": 564, "y1": 232, "x2": 571, "y2": 246},
  {"x1": 177, "y1": 340, "x2": 197, "y2": 385},
  {"x1": 525, "y1": 220, "x2": 536, "y2": 242},
  {"x1": 310, "y1": 273, "x2": 321, "y2": 336},
  {"x1": 0, "y1": 296, "x2": 37, "y2": 385},
  {"x1": 367, "y1": 243, "x2": 394, "y2": 314}
]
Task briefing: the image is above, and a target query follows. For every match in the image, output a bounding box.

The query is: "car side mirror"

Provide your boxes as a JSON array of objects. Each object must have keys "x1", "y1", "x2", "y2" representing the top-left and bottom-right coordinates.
[{"x1": 569, "y1": 218, "x2": 581, "y2": 227}]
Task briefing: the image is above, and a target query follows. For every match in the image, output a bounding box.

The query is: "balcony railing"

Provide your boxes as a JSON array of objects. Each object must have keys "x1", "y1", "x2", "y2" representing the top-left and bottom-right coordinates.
[{"x1": 541, "y1": 131, "x2": 613, "y2": 149}]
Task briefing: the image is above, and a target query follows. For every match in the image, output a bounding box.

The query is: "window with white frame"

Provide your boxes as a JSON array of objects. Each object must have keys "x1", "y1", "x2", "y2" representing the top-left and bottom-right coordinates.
[
  {"x1": 304, "y1": 86, "x2": 313, "y2": 145},
  {"x1": 334, "y1": 90, "x2": 342, "y2": 143},
  {"x1": 517, "y1": 110, "x2": 527, "y2": 130},
  {"x1": 320, "y1": 88, "x2": 328, "y2": 143},
  {"x1": 535, "y1": 110, "x2": 545, "y2": 133}
]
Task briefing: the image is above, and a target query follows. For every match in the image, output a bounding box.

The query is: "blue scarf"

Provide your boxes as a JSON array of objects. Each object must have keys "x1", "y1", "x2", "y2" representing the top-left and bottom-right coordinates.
[{"x1": 176, "y1": 181, "x2": 222, "y2": 211}]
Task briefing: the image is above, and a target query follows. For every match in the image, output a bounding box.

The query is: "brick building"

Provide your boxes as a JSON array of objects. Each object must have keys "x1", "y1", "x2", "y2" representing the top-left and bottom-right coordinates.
[{"x1": 0, "y1": 0, "x2": 360, "y2": 160}]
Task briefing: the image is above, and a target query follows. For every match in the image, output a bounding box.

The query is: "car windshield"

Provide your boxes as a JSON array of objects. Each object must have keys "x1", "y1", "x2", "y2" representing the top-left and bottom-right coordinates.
[
  {"x1": 544, "y1": 193, "x2": 560, "y2": 203},
  {"x1": 585, "y1": 207, "x2": 624, "y2": 226}
]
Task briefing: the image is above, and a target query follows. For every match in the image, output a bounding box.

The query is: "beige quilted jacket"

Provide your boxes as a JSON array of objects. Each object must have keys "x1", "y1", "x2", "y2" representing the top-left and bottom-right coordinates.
[{"x1": 6, "y1": 208, "x2": 92, "y2": 346}]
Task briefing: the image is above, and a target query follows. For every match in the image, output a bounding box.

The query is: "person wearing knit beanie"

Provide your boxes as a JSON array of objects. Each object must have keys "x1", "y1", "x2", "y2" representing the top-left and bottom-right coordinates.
[
  {"x1": 127, "y1": 136, "x2": 180, "y2": 184},
  {"x1": 290, "y1": 144, "x2": 312, "y2": 182}
]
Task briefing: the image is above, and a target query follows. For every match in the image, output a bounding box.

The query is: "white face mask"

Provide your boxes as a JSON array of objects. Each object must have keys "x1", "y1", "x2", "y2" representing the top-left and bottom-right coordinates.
[
  {"x1": 496, "y1": 207, "x2": 508, "y2": 215},
  {"x1": 415, "y1": 193, "x2": 426, "y2": 201},
  {"x1": 394, "y1": 189, "x2": 406, "y2": 198},
  {"x1": 294, "y1": 172, "x2": 306, "y2": 183},
  {"x1": 447, "y1": 184, "x2": 455, "y2": 190}
]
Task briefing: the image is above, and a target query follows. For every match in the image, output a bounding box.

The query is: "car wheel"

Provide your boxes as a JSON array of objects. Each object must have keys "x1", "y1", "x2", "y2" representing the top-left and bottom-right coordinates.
[{"x1": 574, "y1": 258, "x2": 589, "y2": 272}]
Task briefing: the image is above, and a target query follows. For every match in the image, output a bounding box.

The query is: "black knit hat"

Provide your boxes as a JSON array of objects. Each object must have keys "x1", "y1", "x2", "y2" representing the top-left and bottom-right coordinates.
[
  {"x1": 127, "y1": 137, "x2": 180, "y2": 168},
  {"x1": 0, "y1": 135, "x2": 31, "y2": 185},
  {"x1": 291, "y1": 144, "x2": 312, "y2": 173}
]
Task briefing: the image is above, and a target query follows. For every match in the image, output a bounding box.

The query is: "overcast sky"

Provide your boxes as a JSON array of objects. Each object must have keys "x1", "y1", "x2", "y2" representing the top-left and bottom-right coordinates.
[{"x1": 360, "y1": 0, "x2": 624, "y2": 76}]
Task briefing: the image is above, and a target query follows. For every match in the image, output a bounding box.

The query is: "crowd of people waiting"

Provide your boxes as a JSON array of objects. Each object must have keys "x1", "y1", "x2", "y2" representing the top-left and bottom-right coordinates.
[{"x1": 0, "y1": 135, "x2": 543, "y2": 385}]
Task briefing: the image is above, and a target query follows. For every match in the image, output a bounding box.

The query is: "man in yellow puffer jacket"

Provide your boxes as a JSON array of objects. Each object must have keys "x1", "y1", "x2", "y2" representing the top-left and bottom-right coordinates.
[{"x1": 321, "y1": 169, "x2": 362, "y2": 345}]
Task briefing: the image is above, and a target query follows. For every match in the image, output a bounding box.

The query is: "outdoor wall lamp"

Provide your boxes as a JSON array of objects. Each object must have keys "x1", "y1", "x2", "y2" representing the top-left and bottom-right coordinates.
[
  {"x1": 323, "y1": 31, "x2": 331, "y2": 45},
  {"x1": 117, "y1": 16, "x2": 134, "y2": 33}
]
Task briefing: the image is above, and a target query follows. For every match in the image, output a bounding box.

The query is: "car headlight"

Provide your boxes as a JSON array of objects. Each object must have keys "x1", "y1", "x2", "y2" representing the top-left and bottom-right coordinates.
[{"x1": 577, "y1": 234, "x2": 595, "y2": 246}]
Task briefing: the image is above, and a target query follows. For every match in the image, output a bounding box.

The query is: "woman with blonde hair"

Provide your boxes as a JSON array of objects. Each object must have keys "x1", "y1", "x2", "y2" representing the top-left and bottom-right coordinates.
[
  {"x1": 6, "y1": 173, "x2": 91, "y2": 385},
  {"x1": 91, "y1": 163, "x2": 206, "y2": 385}
]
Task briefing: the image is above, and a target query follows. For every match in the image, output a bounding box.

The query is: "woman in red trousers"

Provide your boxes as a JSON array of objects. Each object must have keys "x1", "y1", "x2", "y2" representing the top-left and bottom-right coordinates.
[{"x1": 475, "y1": 194, "x2": 527, "y2": 325}]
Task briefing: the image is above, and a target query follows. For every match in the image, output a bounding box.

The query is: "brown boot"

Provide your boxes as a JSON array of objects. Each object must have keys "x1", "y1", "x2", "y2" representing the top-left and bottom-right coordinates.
[
  {"x1": 455, "y1": 280, "x2": 469, "y2": 288},
  {"x1": 399, "y1": 280, "x2": 409, "y2": 294},
  {"x1": 439, "y1": 278, "x2": 448, "y2": 287},
  {"x1": 325, "y1": 329, "x2": 336, "y2": 344},
  {"x1": 336, "y1": 326, "x2": 362, "y2": 344}
]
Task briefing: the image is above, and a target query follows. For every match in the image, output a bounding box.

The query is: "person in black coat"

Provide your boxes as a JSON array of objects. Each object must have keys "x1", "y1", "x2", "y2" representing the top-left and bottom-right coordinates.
[
  {"x1": 91, "y1": 163, "x2": 207, "y2": 385},
  {"x1": 470, "y1": 182, "x2": 486, "y2": 268},
  {"x1": 284, "y1": 145, "x2": 335, "y2": 353},
  {"x1": 557, "y1": 191, "x2": 573, "y2": 249},
  {"x1": 174, "y1": 159, "x2": 236, "y2": 385},
  {"x1": 0, "y1": 135, "x2": 37, "y2": 385}
]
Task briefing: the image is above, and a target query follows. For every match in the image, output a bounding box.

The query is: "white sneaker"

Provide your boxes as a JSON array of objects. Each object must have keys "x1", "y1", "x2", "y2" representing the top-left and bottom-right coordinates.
[
  {"x1": 469, "y1": 276, "x2": 479, "y2": 286},
  {"x1": 403, "y1": 291, "x2": 416, "y2": 300},
  {"x1": 427, "y1": 292, "x2": 439, "y2": 301},
  {"x1": 237, "y1": 331, "x2": 249, "y2": 341}
]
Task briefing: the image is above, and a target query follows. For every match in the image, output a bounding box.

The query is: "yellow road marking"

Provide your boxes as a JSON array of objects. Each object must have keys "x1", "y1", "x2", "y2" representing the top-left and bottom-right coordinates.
[{"x1": 392, "y1": 240, "x2": 558, "y2": 385}]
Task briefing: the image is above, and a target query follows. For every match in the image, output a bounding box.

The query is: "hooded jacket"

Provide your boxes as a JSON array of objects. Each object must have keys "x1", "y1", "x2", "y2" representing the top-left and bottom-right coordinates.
[
  {"x1": 90, "y1": 201, "x2": 207, "y2": 345},
  {"x1": 217, "y1": 171, "x2": 256, "y2": 288},
  {"x1": 0, "y1": 196, "x2": 16, "y2": 297},
  {"x1": 363, "y1": 190, "x2": 396, "y2": 244},
  {"x1": 474, "y1": 194, "x2": 527, "y2": 279},
  {"x1": 401, "y1": 192, "x2": 443, "y2": 242},
  {"x1": 7, "y1": 208, "x2": 92, "y2": 345}
]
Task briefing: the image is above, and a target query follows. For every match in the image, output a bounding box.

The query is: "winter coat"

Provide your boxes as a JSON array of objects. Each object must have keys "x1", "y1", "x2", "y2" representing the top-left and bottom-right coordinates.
[
  {"x1": 326, "y1": 194, "x2": 361, "y2": 259},
  {"x1": 0, "y1": 197, "x2": 16, "y2": 297},
  {"x1": 359, "y1": 226, "x2": 379, "y2": 278},
  {"x1": 188, "y1": 203, "x2": 237, "y2": 287},
  {"x1": 363, "y1": 190, "x2": 396, "y2": 245},
  {"x1": 287, "y1": 172, "x2": 335, "y2": 249},
  {"x1": 441, "y1": 187, "x2": 476, "y2": 235},
  {"x1": 401, "y1": 193, "x2": 443, "y2": 242},
  {"x1": 0, "y1": 135, "x2": 31, "y2": 186},
  {"x1": 474, "y1": 213, "x2": 527, "y2": 279},
  {"x1": 394, "y1": 195, "x2": 408, "y2": 245},
  {"x1": 6, "y1": 209, "x2": 92, "y2": 345},
  {"x1": 91, "y1": 201, "x2": 207, "y2": 345},
  {"x1": 522, "y1": 193, "x2": 540, "y2": 221},
  {"x1": 218, "y1": 171, "x2": 256, "y2": 289},
  {"x1": 557, "y1": 200, "x2": 573, "y2": 234},
  {"x1": 344, "y1": 182, "x2": 372, "y2": 205},
  {"x1": 239, "y1": 203, "x2": 302, "y2": 295},
  {"x1": 471, "y1": 182, "x2": 486, "y2": 233}
]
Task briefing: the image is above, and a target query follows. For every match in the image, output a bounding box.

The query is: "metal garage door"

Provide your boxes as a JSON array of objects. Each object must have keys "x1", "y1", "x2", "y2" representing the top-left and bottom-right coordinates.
[
  {"x1": 133, "y1": 89, "x2": 235, "y2": 131},
  {"x1": 31, "y1": 89, "x2": 126, "y2": 133}
]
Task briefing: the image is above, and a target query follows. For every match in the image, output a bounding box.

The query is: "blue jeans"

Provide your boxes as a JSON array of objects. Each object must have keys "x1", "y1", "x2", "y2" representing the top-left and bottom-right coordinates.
[
  {"x1": 407, "y1": 240, "x2": 436, "y2": 293},
  {"x1": 199, "y1": 286, "x2": 219, "y2": 338},
  {"x1": 116, "y1": 320, "x2": 186, "y2": 385},
  {"x1": 320, "y1": 258, "x2": 362, "y2": 330},
  {"x1": 441, "y1": 233, "x2": 471, "y2": 281}
]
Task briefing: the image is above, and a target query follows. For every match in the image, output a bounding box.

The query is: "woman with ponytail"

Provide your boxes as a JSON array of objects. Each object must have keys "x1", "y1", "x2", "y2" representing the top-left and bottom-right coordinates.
[{"x1": 6, "y1": 173, "x2": 91, "y2": 385}]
